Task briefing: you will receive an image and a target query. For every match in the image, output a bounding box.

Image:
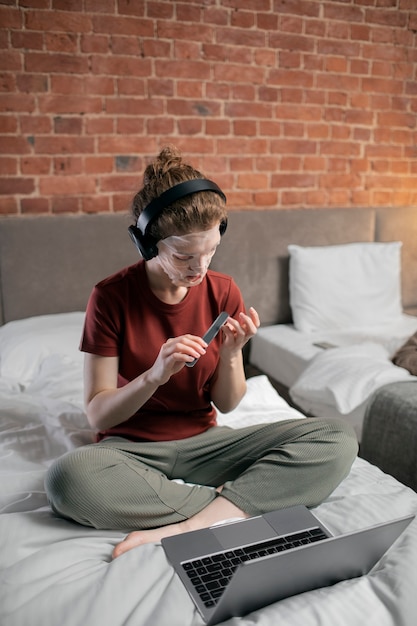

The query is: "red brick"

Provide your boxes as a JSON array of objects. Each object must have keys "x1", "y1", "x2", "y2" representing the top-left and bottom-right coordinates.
[
  {"x1": 99, "y1": 174, "x2": 138, "y2": 192},
  {"x1": 51, "y1": 196, "x2": 80, "y2": 213},
  {"x1": 254, "y1": 191, "x2": 278, "y2": 206},
  {"x1": 54, "y1": 156, "x2": 83, "y2": 175},
  {"x1": 0, "y1": 51, "x2": 22, "y2": 72},
  {"x1": 158, "y1": 20, "x2": 213, "y2": 44},
  {"x1": 167, "y1": 99, "x2": 220, "y2": 117},
  {"x1": 34, "y1": 137, "x2": 95, "y2": 154},
  {"x1": 205, "y1": 119, "x2": 230, "y2": 136},
  {"x1": 320, "y1": 141, "x2": 361, "y2": 156},
  {"x1": 86, "y1": 118, "x2": 114, "y2": 134},
  {"x1": 85, "y1": 156, "x2": 114, "y2": 174},
  {"x1": 214, "y1": 64, "x2": 265, "y2": 85},
  {"x1": 80, "y1": 34, "x2": 110, "y2": 54},
  {"x1": 0, "y1": 114, "x2": 18, "y2": 132},
  {"x1": 115, "y1": 155, "x2": 141, "y2": 172},
  {"x1": 147, "y1": 1, "x2": 173, "y2": 19},
  {"x1": 117, "y1": 0, "x2": 145, "y2": 17},
  {"x1": 98, "y1": 136, "x2": 157, "y2": 154},
  {"x1": 378, "y1": 111, "x2": 416, "y2": 128},
  {"x1": 112, "y1": 192, "x2": 133, "y2": 212},
  {"x1": 142, "y1": 39, "x2": 171, "y2": 58},
  {"x1": 21, "y1": 156, "x2": 51, "y2": 175},
  {"x1": 365, "y1": 7, "x2": 408, "y2": 28},
  {"x1": 0, "y1": 73, "x2": 16, "y2": 93},
  {"x1": 0, "y1": 196, "x2": 18, "y2": 214},
  {"x1": 231, "y1": 10, "x2": 255, "y2": 29},
  {"x1": 146, "y1": 117, "x2": 174, "y2": 135},
  {"x1": 271, "y1": 138, "x2": 317, "y2": 156},
  {"x1": 21, "y1": 197, "x2": 50, "y2": 214},
  {"x1": 0, "y1": 176, "x2": 35, "y2": 194},
  {"x1": 233, "y1": 120, "x2": 257, "y2": 137},
  {"x1": 20, "y1": 115, "x2": 52, "y2": 134},
  {"x1": 53, "y1": 0, "x2": 83, "y2": 12},
  {"x1": 45, "y1": 32, "x2": 78, "y2": 53},
  {"x1": 111, "y1": 35, "x2": 143, "y2": 56},
  {"x1": 0, "y1": 6, "x2": 23, "y2": 29},
  {"x1": 217, "y1": 137, "x2": 268, "y2": 156},
  {"x1": 107, "y1": 97, "x2": 163, "y2": 116},
  {"x1": 16, "y1": 74, "x2": 48, "y2": 93},
  {"x1": 38, "y1": 95, "x2": 102, "y2": 114},
  {"x1": 148, "y1": 78, "x2": 174, "y2": 97},
  {"x1": 204, "y1": 6, "x2": 229, "y2": 26},
  {"x1": 0, "y1": 136, "x2": 32, "y2": 154},
  {"x1": 11, "y1": 31, "x2": 44, "y2": 50},
  {"x1": 177, "y1": 81, "x2": 203, "y2": 99},
  {"x1": 85, "y1": 0, "x2": 115, "y2": 11},
  {"x1": 237, "y1": 173, "x2": 268, "y2": 189},
  {"x1": 25, "y1": 52, "x2": 89, "y2": 74},
  {"x1": 281, "y1": 190, "x2": 306, "y2": 207},
  {"x1": 0, "y1": 157, "x2": 17, "y2": 175},
  {"x1": 117, "y1": 118, "x2": 145, "y2": 134},
  {"x1": 225, "y1": 102, "x2": 272, "y2": 119},
  {"x1": 40, "y1": 175, "x2": 95, "y2": 195},
  {"x1": 177, "y1": 119, "x2": 203, "y2": 135},
  {"x1": 272, "y1": 173, "x2": 316, "y2": 188},
  {"x1": 54, "y1": 116, "x2": 83, "y2": 134},
  {"x1": 81, "y1": 195, "x2": 111, "y2": 213},
  {"x1": 92, "y1": 14, "x2": 152, "y2": 36},
  {"x1": 91, "y1": 55, "x2": 151, "y2": 77},
  {"x1": 25, "y1": 11, "x2": 92, "y2": 33}
]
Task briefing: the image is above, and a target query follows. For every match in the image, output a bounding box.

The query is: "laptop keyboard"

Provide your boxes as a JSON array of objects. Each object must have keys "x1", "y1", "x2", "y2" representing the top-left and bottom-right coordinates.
[{"x1": 181, "y1": 527, "x2": 328, "y2": 608}]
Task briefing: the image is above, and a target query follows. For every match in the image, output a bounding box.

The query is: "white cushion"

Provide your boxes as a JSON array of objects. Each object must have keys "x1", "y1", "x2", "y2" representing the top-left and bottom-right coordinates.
[
  {"x1": 288, "y1": 242, "x2": 403, "y2": 332},
  {"x1": 0, "y1": 312, "x2": 84, "y2": 385}
]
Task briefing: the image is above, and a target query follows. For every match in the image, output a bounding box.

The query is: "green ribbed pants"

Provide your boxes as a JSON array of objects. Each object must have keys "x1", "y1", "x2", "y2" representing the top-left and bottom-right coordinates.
[{"x1": 45, "y1": 418, "x2": 358, "y2": 531}]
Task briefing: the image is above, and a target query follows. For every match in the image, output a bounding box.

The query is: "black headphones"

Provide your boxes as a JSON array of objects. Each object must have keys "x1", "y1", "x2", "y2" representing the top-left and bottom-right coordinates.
[{"x1": 128, "y1": 178, "x2": 227, "y2": 261}]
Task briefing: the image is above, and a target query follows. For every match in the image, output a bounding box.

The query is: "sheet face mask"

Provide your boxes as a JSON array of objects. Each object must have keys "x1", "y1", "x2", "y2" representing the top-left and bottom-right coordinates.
[{"x1": 156, "y1": 226, "x2": 221, "y2": 287}]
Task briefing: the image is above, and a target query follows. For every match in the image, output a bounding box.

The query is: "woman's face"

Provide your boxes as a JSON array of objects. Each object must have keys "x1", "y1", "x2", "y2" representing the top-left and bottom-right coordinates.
[{"x1": 156, "y1": 224, "x2": 221, "y2": 287}]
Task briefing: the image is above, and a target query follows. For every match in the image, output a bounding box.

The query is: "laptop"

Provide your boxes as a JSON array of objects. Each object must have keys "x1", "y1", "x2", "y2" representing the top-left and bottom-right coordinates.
[{"x1": 162, "y1": 505, "x2": 414, "y2": 625}]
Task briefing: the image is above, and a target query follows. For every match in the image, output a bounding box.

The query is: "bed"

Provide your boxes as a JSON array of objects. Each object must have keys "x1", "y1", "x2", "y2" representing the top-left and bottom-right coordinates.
[{"x1": 1, "y1": 211, "x2": 417, "y2": 626}]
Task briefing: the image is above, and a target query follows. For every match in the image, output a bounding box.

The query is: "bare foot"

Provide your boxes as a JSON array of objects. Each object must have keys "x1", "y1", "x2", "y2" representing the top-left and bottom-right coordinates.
[
  {"x1": 112, "y1": 521, "x2": 187, "y2": 559},
  {"x1": 112, "y1": 495, "x2": 248, "y2": 559}
]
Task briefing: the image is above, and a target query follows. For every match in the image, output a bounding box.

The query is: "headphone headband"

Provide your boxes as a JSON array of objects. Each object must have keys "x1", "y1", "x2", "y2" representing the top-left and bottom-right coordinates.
[
  {"x1": 137, "y1": 178, "x2": 226, "y2": 235},
  {"x1": 129, "y1": 178, "x2": 227, "y2": 261}
]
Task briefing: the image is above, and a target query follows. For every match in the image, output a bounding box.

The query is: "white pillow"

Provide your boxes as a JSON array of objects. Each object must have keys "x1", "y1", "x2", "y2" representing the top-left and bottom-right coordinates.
[
  {"x1": 0, "y1": 312, "x2": 85, "y2": 385},
  {"x1": 288, "y1": 242, "x2": 403, "y2": 332}
]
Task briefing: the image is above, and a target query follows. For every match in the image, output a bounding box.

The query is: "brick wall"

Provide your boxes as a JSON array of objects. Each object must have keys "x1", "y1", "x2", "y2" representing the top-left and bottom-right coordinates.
[{"x1": 1, "y1": 0, "x2": 417, "y2": 216}]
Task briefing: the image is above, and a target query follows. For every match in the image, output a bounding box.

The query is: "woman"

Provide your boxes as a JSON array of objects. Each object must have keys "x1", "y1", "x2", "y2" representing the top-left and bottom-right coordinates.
[{"x1": 45, "y1": 146, "x2": 358, "y2": 559}]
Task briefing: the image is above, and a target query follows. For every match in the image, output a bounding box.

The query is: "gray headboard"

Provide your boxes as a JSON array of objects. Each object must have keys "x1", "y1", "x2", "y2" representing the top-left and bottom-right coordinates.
[{"x1": 1, "y1": 206, "x2": 416, "y2": 326}]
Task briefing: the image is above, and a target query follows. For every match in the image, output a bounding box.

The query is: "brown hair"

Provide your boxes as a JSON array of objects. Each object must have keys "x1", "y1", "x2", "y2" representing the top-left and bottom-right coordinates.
[{"x1": 131, "y1": 145, "x2": 227, "y2": 240}]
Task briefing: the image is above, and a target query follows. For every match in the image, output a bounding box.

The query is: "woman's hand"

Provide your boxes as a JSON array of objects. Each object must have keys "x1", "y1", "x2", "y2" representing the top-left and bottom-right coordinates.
[
  {"x1": 220, "y1": 307, "x2": 260, "y2": 358},
  {"x1": 148, "y1": 334, "x2": 208, "y2": 385}
]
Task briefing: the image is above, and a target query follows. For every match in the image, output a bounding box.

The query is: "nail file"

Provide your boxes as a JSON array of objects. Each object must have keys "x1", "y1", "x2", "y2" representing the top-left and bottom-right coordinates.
[{"x1": 185, "y1": 311, "x2": 229, "y2": 368}]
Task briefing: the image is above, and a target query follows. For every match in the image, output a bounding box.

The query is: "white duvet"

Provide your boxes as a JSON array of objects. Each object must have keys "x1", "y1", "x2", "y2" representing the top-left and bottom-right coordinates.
[
  {"x1": 250, "y1": 316, "x2": 417, "y2": 439},
  {"x1": 1, "y1": 314, "x2": 417, "y2": 626},
  {"x1": 290, "y1": 341, "x2": 416, "y2": 415}
]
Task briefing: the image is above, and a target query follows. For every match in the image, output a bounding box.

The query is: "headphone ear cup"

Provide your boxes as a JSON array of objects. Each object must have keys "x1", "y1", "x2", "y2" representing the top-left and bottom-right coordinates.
[
  {"x1": 219, "y1": 219, "x2": 228, "y2": 236},
  {"x1": 128, "y1": 225, "x2": 158, "y2": 261}
]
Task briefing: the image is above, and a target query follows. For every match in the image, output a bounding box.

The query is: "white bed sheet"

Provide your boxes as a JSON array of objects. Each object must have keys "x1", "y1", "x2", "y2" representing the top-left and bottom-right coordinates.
[
  {"x1": 1, "y1": 314, "x2": 417, "y2": 626},
  {"x1": 250, "y1": 314, "x2": 417, "y2": 439}
]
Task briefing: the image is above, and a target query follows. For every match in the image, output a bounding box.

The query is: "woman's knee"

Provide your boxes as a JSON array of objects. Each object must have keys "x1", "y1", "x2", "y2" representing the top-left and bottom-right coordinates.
[
  {"x1": 312, "y1": 417, "x2": 358, "y2": 479},
  {"x1": 45, "y1": 445, "x2": 108, "y2": 527}
]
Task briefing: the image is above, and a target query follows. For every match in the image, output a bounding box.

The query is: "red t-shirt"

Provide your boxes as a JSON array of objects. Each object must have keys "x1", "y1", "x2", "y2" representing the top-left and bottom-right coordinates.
[{"x1": 80, "y1": 261, "x2": 245, "y2": 442}]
